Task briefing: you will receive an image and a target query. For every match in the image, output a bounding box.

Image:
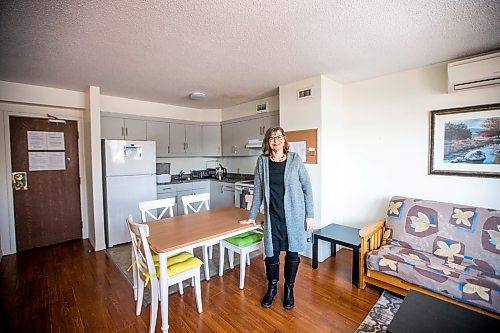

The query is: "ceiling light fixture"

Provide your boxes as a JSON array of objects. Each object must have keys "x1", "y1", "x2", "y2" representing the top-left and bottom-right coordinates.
[{"x1": 189, "y1": 92, "x2": 206, "y2": 100}]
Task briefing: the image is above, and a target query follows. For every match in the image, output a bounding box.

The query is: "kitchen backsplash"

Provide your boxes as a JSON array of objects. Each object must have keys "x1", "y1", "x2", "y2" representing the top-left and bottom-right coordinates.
[{"x1": 156, "y1": 156, "x2": 258, "y2": 175}]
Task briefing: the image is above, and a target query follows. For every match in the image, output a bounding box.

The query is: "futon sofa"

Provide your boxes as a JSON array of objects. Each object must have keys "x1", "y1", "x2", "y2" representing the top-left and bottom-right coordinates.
[{"x1": 359, "y1": 196, "x2": 499, "y2": 317}]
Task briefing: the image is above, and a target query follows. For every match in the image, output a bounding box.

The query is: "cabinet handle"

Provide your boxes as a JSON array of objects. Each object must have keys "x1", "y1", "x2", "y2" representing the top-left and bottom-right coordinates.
[
  {"x1": 121, "y1": 127, "x2": 124, "y2": 137},
  {"x1": 168, "y1": 145, "x2": 170, "y2": 154},
  {"x1": 126, "y1": 128, "x2": 128, "y2": 137},
  {"x1": 220, "y1": 185, "x2": 223, "y2": 194}
]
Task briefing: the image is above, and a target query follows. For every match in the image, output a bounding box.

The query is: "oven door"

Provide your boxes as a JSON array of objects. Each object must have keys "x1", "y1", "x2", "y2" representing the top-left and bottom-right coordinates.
[{"x1": 234, "y1": 185, "x2": 253, "y2": 209}]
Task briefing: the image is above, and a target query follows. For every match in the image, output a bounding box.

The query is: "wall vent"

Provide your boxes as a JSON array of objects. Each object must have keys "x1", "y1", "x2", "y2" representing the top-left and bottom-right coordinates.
[
  {"x1": 297, "y1": 87, "x2": 313, "y2": 100},
  {"x1": 256, "y1": 102, "x2": 268, "y2": 113}
]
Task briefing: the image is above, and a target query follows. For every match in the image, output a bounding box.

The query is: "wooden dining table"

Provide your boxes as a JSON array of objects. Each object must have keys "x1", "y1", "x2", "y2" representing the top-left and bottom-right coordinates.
[{"x1": 146, "y1": 206, "x2": 264, "y2": 332}]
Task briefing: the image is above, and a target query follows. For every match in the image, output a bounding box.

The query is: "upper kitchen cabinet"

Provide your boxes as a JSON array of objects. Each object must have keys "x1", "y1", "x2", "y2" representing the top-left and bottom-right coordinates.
[
  {"x1": 202, "y1": 125, "x2": 222, "y2": 156},
  {"x1": 170, "y1": 123, "x2": 202, "y2": 155},
  {"x1": 101, "y1": 116, "x2": 147, "y2": 140},
  {"x1": 222, "y1": 111, "x2": 279, "y2": 156},
  {"x1": 261, "y1": 114, "x2": 280, "y2": 140},
  {"x1": 146, "y1": 121, "x2": 170, "y2": 156}
]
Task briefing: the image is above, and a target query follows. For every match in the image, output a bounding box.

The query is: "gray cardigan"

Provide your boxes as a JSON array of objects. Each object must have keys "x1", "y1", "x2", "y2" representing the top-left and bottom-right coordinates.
[{"x1": 249, "y1": 152, "x2": 314, "y2": 256}]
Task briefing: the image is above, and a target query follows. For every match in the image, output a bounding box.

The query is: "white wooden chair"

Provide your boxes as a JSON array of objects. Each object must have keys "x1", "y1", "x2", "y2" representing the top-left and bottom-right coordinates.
[
  {"x1": 127, "y1": 215, "x2": 203, "y2": 333},
  {"x1": 138, "y1": 197, "x2": 176, "y2": 222},
  {"x1": 219, "y1": 194, "x2": 264, "y2": 289},
  {"x1": 181, "y1": 193, "x2": 216, "y2": 280},
  {"x1": 136, "y1": 197, "x2": 186, "y2": 294}
]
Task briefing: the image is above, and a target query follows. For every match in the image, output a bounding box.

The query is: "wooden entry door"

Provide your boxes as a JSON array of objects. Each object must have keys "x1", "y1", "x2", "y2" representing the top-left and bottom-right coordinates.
[{"x1": 10, "y1": 116, "x2": 82, "y2": 251}]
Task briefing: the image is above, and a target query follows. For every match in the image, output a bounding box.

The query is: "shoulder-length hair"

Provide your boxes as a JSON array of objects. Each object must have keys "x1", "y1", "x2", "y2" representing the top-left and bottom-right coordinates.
[{"x1": 262, "y1": 126, "x2": 289, "y2": 156}]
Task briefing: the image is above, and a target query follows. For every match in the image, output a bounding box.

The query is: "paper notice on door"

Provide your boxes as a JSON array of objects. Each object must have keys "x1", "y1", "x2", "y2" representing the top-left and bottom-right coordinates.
[
  {"x1": 289, "y1": 141, "x2": 307, "y2": 162},
  {"x1": 27, "y1": 131, "x2": 65, "y2": 150},
  {"x1": 28, "y1": 152, "x2": 66, "y2": 171},
  {"x1": 27, "y1": 131, "x2": 48, "y2": 150},
  {"x1": 47, "y1": 132, "x2": 65, "y2": 150}
]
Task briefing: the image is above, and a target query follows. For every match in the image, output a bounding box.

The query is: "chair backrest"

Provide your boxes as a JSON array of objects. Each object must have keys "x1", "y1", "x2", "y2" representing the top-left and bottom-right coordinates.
[
  {"x1": 244, "y1": 194, "x2": 253, "y2": 210},
  {"x1": 138, "y1": 198, "x2": 176, "y2": 222},
  {"x1": 127, "y1": 215, "x2": 157, "y2": 281},
  {"x1": 182, "y1": 193, "x2": 210, "y2": 215}
]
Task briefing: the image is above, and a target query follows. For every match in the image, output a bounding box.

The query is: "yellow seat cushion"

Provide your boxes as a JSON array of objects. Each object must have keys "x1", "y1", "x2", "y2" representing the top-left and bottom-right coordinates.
[
  {"x1": 224, "y1": 231, "x2": 263, "y2": 247},
  {"x1": 152, "y1": 251, "x2": 203, "y2": 277}
]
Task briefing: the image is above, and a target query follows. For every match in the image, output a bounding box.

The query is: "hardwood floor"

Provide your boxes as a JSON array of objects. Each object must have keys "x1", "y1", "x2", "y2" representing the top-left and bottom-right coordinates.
[{"x1": 0, "y1": 240, "x2": 381, "y2": 332}]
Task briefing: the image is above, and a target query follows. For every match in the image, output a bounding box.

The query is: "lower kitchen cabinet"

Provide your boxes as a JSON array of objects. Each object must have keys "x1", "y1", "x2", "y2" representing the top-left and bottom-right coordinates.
[
  {"x1": 210, "y1": 181, "x2": 235, "y2": 209},
  {"x1": 157, "y1": 181, "x2": 210, "y2": 216}
]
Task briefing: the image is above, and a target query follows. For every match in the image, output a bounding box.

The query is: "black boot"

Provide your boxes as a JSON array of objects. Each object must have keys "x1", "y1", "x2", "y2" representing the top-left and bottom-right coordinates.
[
  {"x1": 283, "y1": 259, "x2": 300, "y2": 310},
  {"x1": 261, "y1": 261, "x2": 279, "y2": 308}
]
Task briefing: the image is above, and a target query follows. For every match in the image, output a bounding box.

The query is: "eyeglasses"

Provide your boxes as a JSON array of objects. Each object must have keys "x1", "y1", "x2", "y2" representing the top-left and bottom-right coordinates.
[{"x1": 268, "y1": 135, "x2": 284, "y2": 142}]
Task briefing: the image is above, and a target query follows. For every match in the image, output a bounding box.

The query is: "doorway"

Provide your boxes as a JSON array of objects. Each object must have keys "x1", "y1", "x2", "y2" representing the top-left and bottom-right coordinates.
[{"x1": 9, "y1": 116, "x2": 82, "y2": 251}]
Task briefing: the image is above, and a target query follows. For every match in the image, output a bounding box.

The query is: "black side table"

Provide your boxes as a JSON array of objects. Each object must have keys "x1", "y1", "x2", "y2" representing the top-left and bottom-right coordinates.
[
  {"x1": 387, "y1": 290, "x2": 498, "y2": 333},
  {"x1": 312, "y1": 223, "x2": 361, "y2": 286}
]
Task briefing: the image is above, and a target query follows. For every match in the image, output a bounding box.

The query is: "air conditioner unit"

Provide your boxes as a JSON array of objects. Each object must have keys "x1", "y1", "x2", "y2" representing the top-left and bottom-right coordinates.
[{"x1": 447, "y1": 51, "x2": 500, "y2": 93}]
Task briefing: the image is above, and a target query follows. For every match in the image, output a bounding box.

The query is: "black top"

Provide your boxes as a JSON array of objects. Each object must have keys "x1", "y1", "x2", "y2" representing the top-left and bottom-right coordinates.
[
  {"x1": 269, "y1": 159, "x2": 287, "y2": 251},
  {"x1": 387, "y1": 290, "x2": 497, "y2": 333}
]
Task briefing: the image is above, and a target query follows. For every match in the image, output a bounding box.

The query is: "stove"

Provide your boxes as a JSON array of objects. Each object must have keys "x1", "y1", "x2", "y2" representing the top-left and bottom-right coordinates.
[{"x1": 234, "y1": 180, "x2": 254, "y2": 208}]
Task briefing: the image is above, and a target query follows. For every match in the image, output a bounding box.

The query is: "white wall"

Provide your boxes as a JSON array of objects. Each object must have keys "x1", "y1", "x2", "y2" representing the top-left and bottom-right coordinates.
[
  {"x1": 320, "y1": 76, "x2": 346, "y2": 226},
  {"x1": 101, "y1": 95, "x2": 222, "y2": 122},
  {"x1": 221, "y1": 95, "x2": 279, "y2": 120},
  {"x1": 339, "y1": 63, "x2": 500, "y2": 228},
  {"x1": 279, "y1": 76, "x2": 323, "y2": 258}
]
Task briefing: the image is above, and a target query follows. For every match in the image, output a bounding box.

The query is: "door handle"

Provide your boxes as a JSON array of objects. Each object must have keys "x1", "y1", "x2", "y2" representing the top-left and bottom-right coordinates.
[{"x1": 12, "y1": 172, "x2": 28, "y2": 190}]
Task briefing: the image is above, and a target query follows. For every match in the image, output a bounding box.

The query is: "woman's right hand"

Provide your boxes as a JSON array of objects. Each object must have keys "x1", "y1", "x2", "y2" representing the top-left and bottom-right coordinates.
[{"x1": 239, "y1": 218, "x2": 256, "y2": 225}]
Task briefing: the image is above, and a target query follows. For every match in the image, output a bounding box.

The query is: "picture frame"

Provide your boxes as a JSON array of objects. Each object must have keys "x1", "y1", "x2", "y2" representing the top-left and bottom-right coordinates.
[{"x1": 429, "y1": 103, "x2": 500, "y2": 178}]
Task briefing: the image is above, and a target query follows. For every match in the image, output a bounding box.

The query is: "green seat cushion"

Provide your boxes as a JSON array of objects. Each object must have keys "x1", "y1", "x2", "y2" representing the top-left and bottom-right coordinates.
[{"x1": 224, "y1": 231, "x2": 263, "y2": 247}]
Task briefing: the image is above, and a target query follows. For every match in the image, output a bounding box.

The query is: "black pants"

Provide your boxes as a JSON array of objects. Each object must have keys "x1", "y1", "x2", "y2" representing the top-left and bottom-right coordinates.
[{"x1": 265, "y1": 250, "x2": 299, "y2": 264}]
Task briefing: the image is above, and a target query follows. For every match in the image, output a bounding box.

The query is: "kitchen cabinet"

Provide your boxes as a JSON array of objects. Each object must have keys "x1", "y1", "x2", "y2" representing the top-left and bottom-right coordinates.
[
  {"x1": 222, "y1": 113, "x2": 279, "y2": 156},
  {"x1": 146, "y1": 121, "x2": 170, "y2": 156},
  {"x1": 101, "y1": 116, "x2": 147, "y2": 140},
  {"x1": 261, "y1": 114, "x2": 280, "y2": 139},
  {"x1": 210, "y1": 181, "x2": 235, "y2": 209},
  {"x1": 170, "y1": 123, "x2": 202, "y2": 155},
  {"x1": 202, "y1": 125, "x2": 222, "y2": 156},
  {"x1": 159, "y1": 181, "x2": 208, "y2": 216}
]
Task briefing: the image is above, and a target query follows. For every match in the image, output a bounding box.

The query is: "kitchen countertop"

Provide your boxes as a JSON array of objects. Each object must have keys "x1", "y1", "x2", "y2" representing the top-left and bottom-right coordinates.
[{"x1": 158, "y1": 175, "x2": 253, "y2": 186}]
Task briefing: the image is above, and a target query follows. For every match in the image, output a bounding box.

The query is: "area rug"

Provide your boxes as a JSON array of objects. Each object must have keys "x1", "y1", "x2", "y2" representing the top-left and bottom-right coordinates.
[
  {"x1": 355, "y1": 291, "x2": 403, "y2": 333},
  {"x1": 106, "y1": 243, "x2": 262, "y2": 305}
]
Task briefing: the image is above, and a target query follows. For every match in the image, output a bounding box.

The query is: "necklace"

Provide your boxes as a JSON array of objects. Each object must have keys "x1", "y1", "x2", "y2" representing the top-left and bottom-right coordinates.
[{"x1": 270, "y1": 153, "x2": 286, "y2": 162}]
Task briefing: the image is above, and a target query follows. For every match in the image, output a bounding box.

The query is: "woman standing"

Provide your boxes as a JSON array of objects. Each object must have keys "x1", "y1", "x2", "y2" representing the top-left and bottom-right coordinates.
[{"x1": 240, "y1": 126, "x2": 314, "y2": 309}]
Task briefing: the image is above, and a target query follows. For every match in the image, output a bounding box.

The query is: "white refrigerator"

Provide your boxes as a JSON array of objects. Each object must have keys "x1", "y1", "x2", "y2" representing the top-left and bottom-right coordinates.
[{"x1": 103, "y1": 140, "x2": 157, "y2": 247}]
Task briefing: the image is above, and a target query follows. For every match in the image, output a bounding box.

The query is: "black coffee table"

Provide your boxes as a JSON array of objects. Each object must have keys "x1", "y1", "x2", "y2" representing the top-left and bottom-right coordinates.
[
  {"x1": 312, "y1": 223, "x2": 361, "y2": 286},
  {"x1": 387, "y1": 290, "x2": 498, "y2": 333}
]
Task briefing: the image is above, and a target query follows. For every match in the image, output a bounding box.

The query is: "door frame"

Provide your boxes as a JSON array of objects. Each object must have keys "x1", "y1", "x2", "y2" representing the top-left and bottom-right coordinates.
[{"x1": 1, "y1": 103, "x2": 89, "y2": 255}]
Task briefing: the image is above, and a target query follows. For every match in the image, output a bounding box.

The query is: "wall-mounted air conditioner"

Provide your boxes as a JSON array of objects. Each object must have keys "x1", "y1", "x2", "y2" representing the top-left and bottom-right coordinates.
[{"x1": 448, "y1": 51, "x2": 500, "y2": 93}]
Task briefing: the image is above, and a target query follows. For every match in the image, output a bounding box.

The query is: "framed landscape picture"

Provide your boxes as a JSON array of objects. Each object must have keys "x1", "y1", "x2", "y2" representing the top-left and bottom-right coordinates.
[{"x1": 429, "y1": 103, "x2": 500, "y2": 178}]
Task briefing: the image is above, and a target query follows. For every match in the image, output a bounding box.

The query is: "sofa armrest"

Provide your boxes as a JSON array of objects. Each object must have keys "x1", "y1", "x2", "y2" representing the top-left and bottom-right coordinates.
[
  {"x1": 358, "y1": 218, "x2": 385, "y2": 289},
  {"x1": 359, "y1": 219, "x2": 385, "y2": 239}
]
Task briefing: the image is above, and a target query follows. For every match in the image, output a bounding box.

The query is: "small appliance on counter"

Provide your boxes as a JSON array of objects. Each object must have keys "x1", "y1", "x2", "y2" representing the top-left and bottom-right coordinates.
[
  {"x1": 216, "y1": 163, "x2": 228, "y2": 181},
  {"x1": 156, "y1": 162, "x2": 171, "y2": 184},
  {"x1": 191, "y1": 169, "x2": 210, "y2": 179}
]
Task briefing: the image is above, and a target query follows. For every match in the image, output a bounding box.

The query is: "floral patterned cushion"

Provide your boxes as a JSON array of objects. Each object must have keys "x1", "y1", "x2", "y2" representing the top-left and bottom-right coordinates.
[
  {"x1": 369, "y1": 196, "x2": 500, "y2": 314},
  {"x1": 367, "y1": 243, "x2": 499, "y2": 314},
  {"x1": 384, "y1": 196, "x2": 499, "y2": 272}
]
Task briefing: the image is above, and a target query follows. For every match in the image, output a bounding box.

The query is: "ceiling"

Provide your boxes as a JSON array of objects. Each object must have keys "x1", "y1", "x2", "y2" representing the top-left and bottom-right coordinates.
[{"x1": 0, "y1": 1, "x2": 499, "y2": 109}]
